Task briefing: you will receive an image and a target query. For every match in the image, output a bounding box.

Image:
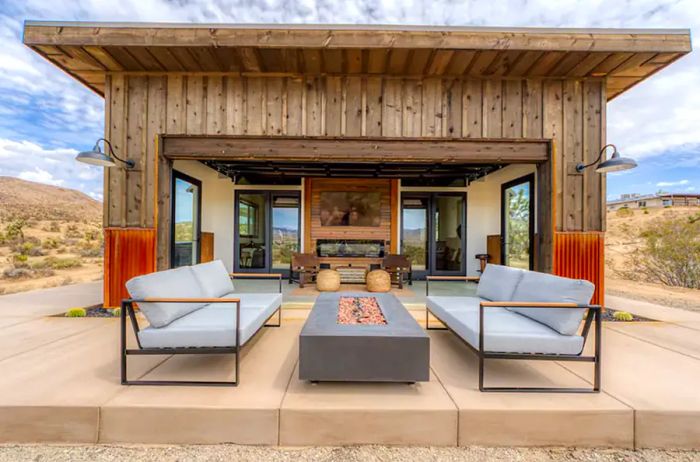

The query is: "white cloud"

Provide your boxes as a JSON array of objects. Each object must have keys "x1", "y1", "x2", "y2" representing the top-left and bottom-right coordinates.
[
  {"x1": 687, "y1": 186, "x2": 696, "y2": 191},
  {"x1": 18, "y1": 167, "x2": 63, "y2": 186},
  {"x1": 657, "y1": 179, "x2": 690, "y2": 187}
]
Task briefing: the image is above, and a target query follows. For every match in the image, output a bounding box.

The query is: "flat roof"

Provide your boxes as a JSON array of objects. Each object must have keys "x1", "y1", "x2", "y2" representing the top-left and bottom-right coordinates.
[{"x1": 23, "y1": 21, "x2": 692, "y2": 98}]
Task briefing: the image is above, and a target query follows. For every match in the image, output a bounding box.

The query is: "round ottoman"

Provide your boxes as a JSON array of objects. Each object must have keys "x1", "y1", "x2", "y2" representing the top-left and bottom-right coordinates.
[
  {"x1": 366, "y1": 269, "x2": 391, "y2": 292},
  {"x1": 316, "y1": 269, "x2": 341, "y2": 292}
]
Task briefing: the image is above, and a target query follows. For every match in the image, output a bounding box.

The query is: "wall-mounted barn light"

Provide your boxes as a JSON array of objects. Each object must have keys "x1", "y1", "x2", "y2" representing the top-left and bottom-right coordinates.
[
  {"x1": 76, "y1": 138, "x2": 135, "y2": 169},
  {"x1": 576, "y1": 143, "x2": 637, "y2": 174}
]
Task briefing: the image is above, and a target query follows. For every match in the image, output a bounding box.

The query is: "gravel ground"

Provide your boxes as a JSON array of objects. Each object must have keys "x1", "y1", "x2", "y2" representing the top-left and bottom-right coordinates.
[{"x1": 0, "y1": 445, "x2": 698, "y2": 462}]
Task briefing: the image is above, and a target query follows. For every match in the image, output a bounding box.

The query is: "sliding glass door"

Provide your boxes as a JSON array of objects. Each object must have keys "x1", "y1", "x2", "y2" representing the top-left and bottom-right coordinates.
[
  {"x1": 501, "y1": 174, "x2": 534, "y2": 270},
  {"x1": 171, "y1": 171, "x2": 201, "y2": 268},
  {"x1": 234, "y1": 190, "x2": 300, "y2": 275},
  {"x1": 401, "y1": 193, "x2": 466, "y2": 278}
]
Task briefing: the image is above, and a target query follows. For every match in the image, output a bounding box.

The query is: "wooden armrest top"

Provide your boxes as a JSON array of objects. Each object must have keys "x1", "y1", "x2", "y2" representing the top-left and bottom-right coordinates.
[
  {"x1": 135, "y1": 298, "x2": 240, "y2": 303},
  {"x1": 426, "y1": 276, "x2": 480, "y2": 281},
  {"x1": 230, "y1": 273, "x2": 282, "y2": 278},
  {"x1": 480, "y1": 301, "x2": 591, "y2": 308}
]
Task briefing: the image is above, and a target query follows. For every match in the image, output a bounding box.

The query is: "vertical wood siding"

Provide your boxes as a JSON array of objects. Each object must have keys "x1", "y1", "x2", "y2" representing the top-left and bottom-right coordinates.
[{"x1": 104, "y1": 75, "x2": 605, "y2": 234}]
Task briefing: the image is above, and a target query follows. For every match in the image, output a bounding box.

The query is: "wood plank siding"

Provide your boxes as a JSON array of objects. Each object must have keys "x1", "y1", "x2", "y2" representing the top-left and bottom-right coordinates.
[{"x1": 104, "y1": 75, "x2": 606, "y2": 234}]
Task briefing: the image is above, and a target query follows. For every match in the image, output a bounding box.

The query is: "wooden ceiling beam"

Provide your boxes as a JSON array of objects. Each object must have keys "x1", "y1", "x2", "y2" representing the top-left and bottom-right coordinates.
[{"x1": 162, "y1": 135, "x2": 549, "y2": 163}]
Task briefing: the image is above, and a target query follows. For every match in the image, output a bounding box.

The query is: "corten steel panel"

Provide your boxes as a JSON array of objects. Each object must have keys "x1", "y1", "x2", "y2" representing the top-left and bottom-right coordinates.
[
  {"x1": 553, "y1": 231, "x2": 605, "y2": 306},
  {"x1": 299, "y1": 293, "x2": 430, "y2": 382},
  {"x1": 104, "y1": 227, "x2": 156, "y2": 308}
]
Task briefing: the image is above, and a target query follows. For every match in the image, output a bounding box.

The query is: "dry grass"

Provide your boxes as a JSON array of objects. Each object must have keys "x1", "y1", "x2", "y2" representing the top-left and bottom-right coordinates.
[{"x1": 605, "y1": 206, "x2": 700, "y2": 311}]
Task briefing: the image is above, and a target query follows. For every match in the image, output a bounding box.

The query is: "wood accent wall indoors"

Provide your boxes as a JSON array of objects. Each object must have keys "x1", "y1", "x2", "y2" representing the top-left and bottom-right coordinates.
[
  {"x1": 305, "y1": 178, "x2": 392, "y2": 259},
  {"x1": 104, "y1": 74, "x2": 606, "y2": 240}
]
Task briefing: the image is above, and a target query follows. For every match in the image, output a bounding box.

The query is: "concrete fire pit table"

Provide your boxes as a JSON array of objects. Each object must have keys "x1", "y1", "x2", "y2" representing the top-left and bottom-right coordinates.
[{"x1": 299, "y1": 292, "x2": 430, "y2": 383}]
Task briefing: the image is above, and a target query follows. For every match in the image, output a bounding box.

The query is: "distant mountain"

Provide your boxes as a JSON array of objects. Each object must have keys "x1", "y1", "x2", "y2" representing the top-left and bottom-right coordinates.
[
  {"x1": 0, "y1": 176, "x2": 102, "y2": 222},
  {"x1": 273, "y1": 227, "x2": 298, "y2": 240},
  {"x1": 402, "y1": 228, "x2": 425, "y2": 242}
]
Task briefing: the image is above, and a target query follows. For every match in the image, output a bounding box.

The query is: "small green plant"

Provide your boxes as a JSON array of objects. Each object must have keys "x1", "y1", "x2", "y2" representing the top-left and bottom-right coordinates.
[
  {"x1": 111, "y1": 308, "x2": 121, "y2": 317},
  {"x1": 4, "y1": 217, "x2": 27, "y2": 243},
  {"x1": 65, "y1": 307, "x2": 87, "y2": 318},
  {"x1": 613, "y1": 311, "x2": 634, "y2": 322},
  {"x1": 44, "y1": 256, "x2": 82, "y2": 270},
  {"x1": 616, "y1": 207, "x2": 633, "y2": 218},
  {"x1": 43, "y1": 237, "x2": 60, "y2": 249}
]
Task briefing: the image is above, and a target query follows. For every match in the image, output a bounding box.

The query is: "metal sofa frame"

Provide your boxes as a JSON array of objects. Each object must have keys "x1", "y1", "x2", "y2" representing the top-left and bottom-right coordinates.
[
  {"x1": 121, "y1": 273, "x2": 282, "y2": 387},
  {"x1": 425, "y1": 275, "x2": 601, "y2": 393}
]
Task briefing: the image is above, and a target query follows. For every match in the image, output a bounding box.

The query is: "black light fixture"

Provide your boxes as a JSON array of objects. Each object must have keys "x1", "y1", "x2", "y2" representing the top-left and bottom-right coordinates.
[
  {"x1": 576, "y1": 143, "x2": 637, "y2": 174},
  {"x1": 76, "y1": 138, "x2": 135, "y2": 169}
]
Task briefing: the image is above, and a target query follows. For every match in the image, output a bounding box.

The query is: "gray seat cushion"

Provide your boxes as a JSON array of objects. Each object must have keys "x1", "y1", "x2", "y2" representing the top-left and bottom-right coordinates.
[
  {"x1": 427, "y1": 296, "x2": 584, "y2": 355},
  {"x1": 138, "y1": 299, "x2": 281, "y2": 349},
  {"x1": 476, "y1": 264, "x2": 525, "y2": 301},
  {"x1": 126, "y1": 267, "x2": 207, "y2": 328},
  {"x1": 508, "y1": 272, "x2": 595, "y2": 336},
  {"x1": 191, "y1": 260, "x2": 234, "y2": 298}
]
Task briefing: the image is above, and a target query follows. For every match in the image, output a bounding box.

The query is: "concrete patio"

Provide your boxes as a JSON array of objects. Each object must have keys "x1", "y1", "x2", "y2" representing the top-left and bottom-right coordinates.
[{"x1": 0, "y1": 283, "x2": 699, "y2": 449}]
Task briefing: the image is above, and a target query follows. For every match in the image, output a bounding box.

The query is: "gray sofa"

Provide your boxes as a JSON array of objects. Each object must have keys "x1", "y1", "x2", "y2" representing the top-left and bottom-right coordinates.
[
  {"x1": 121, "y1": 260, "x2": 282, "y2": 386},
  {"x1": 426, "y1": 264, "x2": 601, "y2": 393}
]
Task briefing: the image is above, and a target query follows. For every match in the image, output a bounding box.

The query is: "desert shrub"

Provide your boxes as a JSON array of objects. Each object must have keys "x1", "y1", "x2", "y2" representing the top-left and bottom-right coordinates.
[
  {"x1": 15, "y1": 242, "x2": 44, "y2": 257},
  {"x1": 4, "y1": 217, "x2": 27, "y2": 242},
  {"x1": 615, "y1": 207, "x2": 633, "y2": 218},
  {"x1": 44, "y1": 256, "x2": 82, "y2": 270},
  {"x1": 64, "y1": 224, "x2": 82, "y2": 239},
  {"x1": 9, "y1": 253, "x2": 29, "y2": 267},
  {"x1": 65, "y1": 307, "x2": 86, "y2": 318},
  {"x1": 56, "y1": 246, "x2": 67, "y2": 254},
  {"x1": 2, "y1": 267, "x2": 33, "y2": 279},
  {"x1": 629, "y1": 215, "x2": 700, "y2": 289},
  {"x1": 43, "y1": 237, "x2": 60, "y2": 249},
  {"x1": 49, "y1": 221, "x2": 60, "y2": 232},
  {"x1": 0, "y1": 231, "x2": 6, "y2": 246},
  {"x1": 84, "y1": 229, "x2": 99, "y2": 241},
  {"x1": 77, "y1": 245, "x2": 102, "y2": 258},
  {"x1": 613, "y1": 311, "x2": 634, "y2": 321}
]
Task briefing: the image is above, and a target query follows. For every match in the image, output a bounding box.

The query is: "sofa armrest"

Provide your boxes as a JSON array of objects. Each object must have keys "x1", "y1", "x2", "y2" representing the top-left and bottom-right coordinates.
[
  {"x1": 129, "y1": 298, "x2": 241, "y2": 304},
  {"x1": 425, "y1": 275, "x2": 480, "y2": 296},
  {"x1": 230, "y1": 273, "x2": 283, "y2": 293},
  {"x1": 479, "y1": 301, "x2": 598, "y2": 309}
]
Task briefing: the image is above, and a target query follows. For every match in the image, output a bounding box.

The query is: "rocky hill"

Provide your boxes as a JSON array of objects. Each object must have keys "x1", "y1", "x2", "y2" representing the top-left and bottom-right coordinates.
[{"x1": 0, "y1": 176, "x2": 102, "y2": 222}]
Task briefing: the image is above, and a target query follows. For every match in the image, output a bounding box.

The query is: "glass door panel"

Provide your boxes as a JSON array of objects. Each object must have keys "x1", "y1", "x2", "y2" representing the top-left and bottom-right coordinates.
[
  {"x1": 237, "y1": 192, "x2": 267, "y2": 270},
  {"x1": 171, "y1": 171, "x2": 201, "y2": 268},
  {"x1": 434, "y1": 195, "x2": 465, "y2": 273},
  {"x1": 502, "y1": 175, "x2": 534, "y2": 270},
  {"x1": 401, "y1": 197, "x2": 429, "y2": 274},
  {"x1": 271, "y1": 194, "x2": 300, "y2": 272}
]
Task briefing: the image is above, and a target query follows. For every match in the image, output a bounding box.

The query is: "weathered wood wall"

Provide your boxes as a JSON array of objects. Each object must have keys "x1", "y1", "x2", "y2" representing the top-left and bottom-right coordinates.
[{"x1": 104, "y1": 74, "x2": 605, "y2": 235}]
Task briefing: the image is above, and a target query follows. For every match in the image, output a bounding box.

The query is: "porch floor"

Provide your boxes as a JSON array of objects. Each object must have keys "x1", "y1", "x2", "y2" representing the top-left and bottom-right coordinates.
[{"x1": 1, "y1": 283, "x2": 699, "y2": 448}]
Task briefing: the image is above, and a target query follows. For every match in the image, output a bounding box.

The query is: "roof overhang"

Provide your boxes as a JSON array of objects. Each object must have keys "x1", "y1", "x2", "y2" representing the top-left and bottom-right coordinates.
[{"x1": 23, "y1": 21, "x2": 691, "y2": 99}]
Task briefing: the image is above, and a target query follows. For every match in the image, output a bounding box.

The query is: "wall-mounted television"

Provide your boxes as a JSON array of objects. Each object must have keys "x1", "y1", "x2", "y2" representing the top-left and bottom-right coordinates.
[{"x1": 319, "y1": 192, "x2": 381, "y2": 227}]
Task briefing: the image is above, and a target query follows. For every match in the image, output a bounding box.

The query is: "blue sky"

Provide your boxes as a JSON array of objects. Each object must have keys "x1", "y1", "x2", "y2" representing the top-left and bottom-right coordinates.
[{"x1": 0, "y1": 0, "x2": 698, "y2": 202}]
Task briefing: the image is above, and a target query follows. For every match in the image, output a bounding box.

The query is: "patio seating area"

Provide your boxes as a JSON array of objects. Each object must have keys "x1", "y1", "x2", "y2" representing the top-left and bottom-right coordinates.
[{"x1": 1, "y1": 282, "x2": 699, "y2": 448}]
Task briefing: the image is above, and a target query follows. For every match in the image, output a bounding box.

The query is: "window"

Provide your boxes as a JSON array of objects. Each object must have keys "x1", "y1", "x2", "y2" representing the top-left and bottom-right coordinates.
[
  {"x1": 638, "y1": 201, "x2": 646, "y2": 207},
  {"x1": 662, "y1": 199, "x2": 672, "y2": 207},
  {"x1": 239, "y1": 200, "x2": 258, "y2": 237}
]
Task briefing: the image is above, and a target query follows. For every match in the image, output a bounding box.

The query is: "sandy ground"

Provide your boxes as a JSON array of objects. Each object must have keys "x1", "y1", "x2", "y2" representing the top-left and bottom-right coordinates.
[
  {"x1": 0, "y1": 445, "x2": 698, "y2": 462},
  {"x1": 606, "y1": 277, "x2": 700, "y2": 312}
]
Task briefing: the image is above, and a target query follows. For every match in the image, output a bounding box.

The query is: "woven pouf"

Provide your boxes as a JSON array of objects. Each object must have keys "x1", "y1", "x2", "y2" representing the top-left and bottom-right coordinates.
[
  {"x1": 316, "y1": 269, "x2": 341, "y2": 292},
  {"x1": 366, "y1": 269, "x2": 391, "y2": 293}
]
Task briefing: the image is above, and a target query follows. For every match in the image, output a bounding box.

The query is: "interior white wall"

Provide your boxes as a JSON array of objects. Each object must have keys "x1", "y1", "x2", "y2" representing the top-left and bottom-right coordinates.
[
  {"x1": 465, "y1": 164, "x2": 537, "y2": 276},
  {"x1": 173, "y1": 160, "x2": 235, "y2": 272}
]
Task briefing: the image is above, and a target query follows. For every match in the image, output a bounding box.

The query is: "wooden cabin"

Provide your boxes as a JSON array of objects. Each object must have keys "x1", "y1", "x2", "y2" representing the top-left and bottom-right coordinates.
[{"x1": 23, "y1": 22, "x2": 691, "y2": 307}]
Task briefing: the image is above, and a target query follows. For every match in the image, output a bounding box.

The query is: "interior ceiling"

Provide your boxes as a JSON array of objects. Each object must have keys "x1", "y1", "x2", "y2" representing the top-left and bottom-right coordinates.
[
  {"x1": 202, "y1": 160, "x2": 501, "y2": 184},
  {"x1": 24, "y1": 23, "x2": 691, "y2": 99}
]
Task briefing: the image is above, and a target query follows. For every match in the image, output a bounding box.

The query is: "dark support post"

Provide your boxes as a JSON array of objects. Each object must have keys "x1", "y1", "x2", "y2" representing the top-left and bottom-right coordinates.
[
  {"x1": 478, "y1": 303, "x2": 485, "y2": 391},
  {"x1": 120, "y1": 300, "x2": 128, "y2": 385},
  {"x1": 594, "y1": 307, "x2": 602, "y2": 391},
  {"x1": 235, "y1": 299, "x2": 240, "y2": 386}
]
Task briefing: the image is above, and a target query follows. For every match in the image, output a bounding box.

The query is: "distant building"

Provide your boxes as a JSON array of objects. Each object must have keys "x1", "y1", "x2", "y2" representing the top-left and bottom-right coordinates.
[{"x1": 607, "y1": 193, "x2": 700, "y2": 211}]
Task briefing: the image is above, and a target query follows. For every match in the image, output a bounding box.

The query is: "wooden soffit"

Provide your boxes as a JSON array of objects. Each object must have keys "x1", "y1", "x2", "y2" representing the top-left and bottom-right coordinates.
[
  {"x1": 24, "y1": 22, "x2": 691, "y2": 99},
  {"x1": 160, "y1": 135, "x2": 549, "y2": 164}
]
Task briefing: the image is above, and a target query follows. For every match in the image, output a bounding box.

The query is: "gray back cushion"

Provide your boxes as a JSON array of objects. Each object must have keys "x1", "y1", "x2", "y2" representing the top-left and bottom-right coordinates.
[
  {"x1": 476, "y1": 264, "x2": 525, "y2": 301},
  {"x1": 125, "y1": 266, "x2": 207, "y2": 328},
  {"x1": 191, "y1": 260, "x2": 234, "y2": 298},
  {"x1": 508, "y1": 271, "x2": 595, "y2": 336}
]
